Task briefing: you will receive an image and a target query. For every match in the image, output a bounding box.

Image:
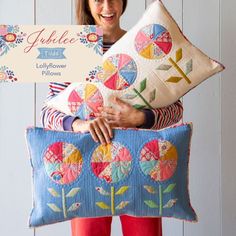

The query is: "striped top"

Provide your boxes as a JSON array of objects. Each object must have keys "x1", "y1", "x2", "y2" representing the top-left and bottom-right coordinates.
[
  {"x1": 103, "y1": 42, "x2": 114, "y2": 53},
  {"x1": 40, "y1": 42, "x2": 183, "y2": 131}
]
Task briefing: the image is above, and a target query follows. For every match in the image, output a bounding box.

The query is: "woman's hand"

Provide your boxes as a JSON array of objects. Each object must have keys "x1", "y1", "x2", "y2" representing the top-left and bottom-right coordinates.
[
  {"x1": 72, "y1": 117, "x2": 113, "y2": 145},
  {"x1": 95, "y1": 96, "x2": 146, "y2": 128}
]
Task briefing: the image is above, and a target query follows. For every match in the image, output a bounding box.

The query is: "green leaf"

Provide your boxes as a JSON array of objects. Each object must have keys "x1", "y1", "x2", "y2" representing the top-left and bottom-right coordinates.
[
  {"x1": 96, "y1": 202, "x2": 110, "y2": 209},
  {"x1": 176, "y1": 48, "x2": 182, "y2": 62},
  {"x1": 139, "y1": 78, "x2": 147, "y2": 93},
  {"x1": 115, "y1": 186, "x2": 129, "y2": 195},
  {"x1": 95, "y1": 187, "x2": 110, "y2": 196},
  {"x1": 48, "y1": 188, "x2": 60, "y2": 197},
  {"x1": 115, "y1": 201, "x2": 129, "y2": 210},
  {"x1": 163, "y1": 199, "x2": 178, "y2": 208},
  {"x1": 121, "y1": 94, "x2": 137, "y2": 100},
  {"x1": 144, "y1": 200, "x2": 158, "y2": 208},
  {"x1": 166, "y1": 77, "x2": 182, "y2": 83},
  {"x1": 47, "y1": 203, "x2": 62, "y2": 212},
  {"x1": 143, "y1": 185, "x2": 156, "y2": 194},
  {"x1": 163, "y1": 183, "x2": 176, "y2": 193},
  {"x1": 66, "y1": 188, "x2": 80, "y2": 197},
  {"x1": 133, "y1": 104, "x2": 146, "y2": 109},
  {"x1": 157, "y1": 64, "x2": 172, "y2": 71},
  {"x1": 67, "y1": 202, "x2": 81, "y2": 212},
  {"x1": 185, "y1": 59, "x2": 193, "y2": 75},
  {"x1": 149, "y1": 89, "x2": 156, "y2": 103}
]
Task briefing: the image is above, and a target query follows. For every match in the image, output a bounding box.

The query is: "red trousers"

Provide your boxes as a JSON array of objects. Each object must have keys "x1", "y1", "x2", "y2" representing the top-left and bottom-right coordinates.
[{"x1": 71, "y1": 215, "x2": 162, "y2": 236}]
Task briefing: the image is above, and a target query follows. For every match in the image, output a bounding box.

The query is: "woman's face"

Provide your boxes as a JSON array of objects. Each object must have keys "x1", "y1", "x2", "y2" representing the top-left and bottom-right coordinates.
[{"x1": 88, "y1": 0, "x2": 124, "y2": 32}]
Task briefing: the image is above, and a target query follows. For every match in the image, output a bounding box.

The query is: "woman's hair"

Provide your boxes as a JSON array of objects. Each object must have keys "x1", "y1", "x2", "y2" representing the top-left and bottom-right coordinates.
[{"x1": 76, "y1": 0, "x2": 128, "y2": 25}]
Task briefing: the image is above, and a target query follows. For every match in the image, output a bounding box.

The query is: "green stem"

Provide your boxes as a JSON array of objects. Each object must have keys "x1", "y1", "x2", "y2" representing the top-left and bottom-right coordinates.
[
  {"x1": 168, "y1": 57, "x2": 191, "y2": 84},
  {"x1": 111, "y1": 186, "x2": 115, "y2": 215},
  {"x1": 62, "y1": 188, "x2": 67, "y2": 218},
  {"x1": 159, "y1": 185, "x2": 162, "y2": 215},
  {"x1": 133, "y1": 88, "x2": 154, "y2": 109}
]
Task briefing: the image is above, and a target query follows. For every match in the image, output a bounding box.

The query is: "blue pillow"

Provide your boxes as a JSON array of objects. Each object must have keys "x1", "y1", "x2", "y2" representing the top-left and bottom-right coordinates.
[{"x1": 25, "y1": 123, "x2": 197, "y2": 227}]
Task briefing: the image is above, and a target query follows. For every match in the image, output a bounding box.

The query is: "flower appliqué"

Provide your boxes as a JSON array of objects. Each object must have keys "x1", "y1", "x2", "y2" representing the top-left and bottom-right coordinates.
[
  {"x1": 43, "y1": 142, "x2": 83, "y2": 185},
  {"x1": 139, "y1": 139, "x2": 178, "y2": 182},
  {"x1": 91, "y1": 142, "x2": 132, "y2": 184},
  {"x1": 135, "y1": 24, "x2": 172, "y2": 60},
  {"x1": 100, "y1": 54, "x2": 137, "y2": 90},
  {"x1": 68, "y1": 83, "x2": 104, "y2": 120}
]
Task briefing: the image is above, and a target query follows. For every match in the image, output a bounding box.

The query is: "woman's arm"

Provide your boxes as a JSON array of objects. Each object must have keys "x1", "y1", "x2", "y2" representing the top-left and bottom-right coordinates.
[
  {"x1": 140, "y1": 100, "x2": 183, "y2": 130},
  {"x1": 96, "y1": 97, "x2": 183, "y2": 130}
]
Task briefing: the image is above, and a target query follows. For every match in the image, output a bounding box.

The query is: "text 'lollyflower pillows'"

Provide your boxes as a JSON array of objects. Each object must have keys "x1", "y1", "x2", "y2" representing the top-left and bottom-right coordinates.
[
  {"x1": 25, "y1": 123, "x2": 197, "y2": 227},
  {"x1": 46, "y1": 0, "x2": 224, "y2": 119}
]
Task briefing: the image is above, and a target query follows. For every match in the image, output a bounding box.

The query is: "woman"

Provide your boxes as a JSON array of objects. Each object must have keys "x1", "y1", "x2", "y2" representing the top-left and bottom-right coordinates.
[{"x1": 41, "y1": 0, "x2": 183, "y2": 235}]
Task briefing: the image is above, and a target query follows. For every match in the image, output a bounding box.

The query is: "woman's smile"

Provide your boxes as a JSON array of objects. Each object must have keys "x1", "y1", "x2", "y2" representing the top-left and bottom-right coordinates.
[
  {"x1": 100, "y1": 13, "x2": 115, "y2": 22},
  {"x1": 88, "y1": 0, "x2": 123, "y2": 31}
]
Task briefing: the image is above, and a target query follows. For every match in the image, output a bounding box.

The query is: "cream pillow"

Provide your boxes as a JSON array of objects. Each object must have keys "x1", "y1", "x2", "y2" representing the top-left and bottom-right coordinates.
[
  {"x1": 46, "y1": 0, "x2": 224, "y2": 115},
  {"x1": 100, "y1": 0, "x2": 224, "y2": 108}
]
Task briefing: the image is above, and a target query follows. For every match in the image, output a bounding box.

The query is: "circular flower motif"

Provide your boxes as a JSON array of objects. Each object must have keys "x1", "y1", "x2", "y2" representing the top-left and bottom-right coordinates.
[
  {"x1": 87, "y1": 33, "x2": 99, "y2": 42},
  {"x1": 135, "y1": 24, "x2": 172, "y2": 60},
  {"x1": 139, "y1": 140, "x2": 178, "y2": 182},
  {"x1": 43, "y1": 142, "x2": 83, "y2": 185},
  {"x1": 91, "y1": 142, "x2": 132, "y2": 183},
  {"x1": 101, "y1": 54, "x2": 137, "y2": 90},
  {"x1": 0, "y1": 72, "x2": 7, "y2": 81},
  {"x1": 68, "y1": 83, "x2": 103, "y2": 120},
  {"x1": 0, "y1": 25, "x2": 7, "y2": 36},
  {"x1": 4, "y1": 33, "x2": 17, "y2": 42}
]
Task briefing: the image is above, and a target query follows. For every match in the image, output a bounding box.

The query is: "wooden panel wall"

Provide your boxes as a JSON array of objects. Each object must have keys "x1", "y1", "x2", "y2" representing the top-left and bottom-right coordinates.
[
  {"x1": 221, "y1": 0, "x2": 236, "y2": 235},
  {"x1": 0, "y1": 0, "x2": 235, "y2": 235},
  {"x1": 0, "y1": 1, "x2": 34, "y2": 236},
  {"x1": 183, "y1": 0, "x2": 221, "y2": 235}
]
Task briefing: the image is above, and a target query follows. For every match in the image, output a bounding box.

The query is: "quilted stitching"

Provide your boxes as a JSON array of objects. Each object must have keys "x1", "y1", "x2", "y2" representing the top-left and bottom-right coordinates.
[{"x1": 26, "y1": 123, "x2": 197, "y2": 227}]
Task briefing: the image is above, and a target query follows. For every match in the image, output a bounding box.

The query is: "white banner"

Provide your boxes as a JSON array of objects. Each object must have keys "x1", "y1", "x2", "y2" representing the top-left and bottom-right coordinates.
[{"x1": 0, "y1": 25, "x2": 103, "y2": 83}]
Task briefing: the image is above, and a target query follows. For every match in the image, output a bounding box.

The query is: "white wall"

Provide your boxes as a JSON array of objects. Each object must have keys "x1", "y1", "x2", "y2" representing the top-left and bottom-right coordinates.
[
  {"x1": 221, "y1": 1, "x2": 236, "y2": 235},
  {"x1": 0, "y1": 1, "x2": 34, "y2": 236},
  {"x1": 0, "y1": 0, "x2": 235, "y2": 236},
  {"x1": 182, "y1": 0, "x2": 221, "y2": 235}
]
